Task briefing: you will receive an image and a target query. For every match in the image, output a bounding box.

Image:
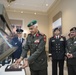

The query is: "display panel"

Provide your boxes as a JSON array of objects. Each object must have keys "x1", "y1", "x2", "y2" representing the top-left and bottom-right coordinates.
[
  {"x1": 0, "y1": 4, "x2": 17, "y2": 63},
  {"x1": 0, "y1": 29, "x2": 17, "y2": 62}
]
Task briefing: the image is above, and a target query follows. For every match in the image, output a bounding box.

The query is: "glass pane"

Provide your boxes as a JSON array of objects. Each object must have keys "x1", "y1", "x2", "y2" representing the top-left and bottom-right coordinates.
[{"x1": 0, "y1": 30, "x2": 12, "y2": 55}]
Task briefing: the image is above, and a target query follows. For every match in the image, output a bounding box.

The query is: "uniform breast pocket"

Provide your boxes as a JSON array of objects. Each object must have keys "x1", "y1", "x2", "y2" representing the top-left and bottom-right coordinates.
[{"x1": 32, "y1": 44, "x2": 38, "y2": 50}]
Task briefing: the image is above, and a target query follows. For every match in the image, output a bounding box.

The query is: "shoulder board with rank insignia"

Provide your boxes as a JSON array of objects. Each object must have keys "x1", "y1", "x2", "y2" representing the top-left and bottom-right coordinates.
[{"x1": 40, "y1": 33, "x2": 46, "y2": 42}]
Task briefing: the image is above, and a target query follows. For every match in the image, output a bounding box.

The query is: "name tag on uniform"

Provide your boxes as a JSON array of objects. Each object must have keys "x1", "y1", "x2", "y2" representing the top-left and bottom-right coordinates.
[
  {"x1": 34, "y1": 39, "x2": 40, "y2": 44},
  {"x1": 52, "y1": 40, "x2": 55, "y2": 42},
  {"x1": 60, "y1": 38, "x2": 64, "y2": 41}
]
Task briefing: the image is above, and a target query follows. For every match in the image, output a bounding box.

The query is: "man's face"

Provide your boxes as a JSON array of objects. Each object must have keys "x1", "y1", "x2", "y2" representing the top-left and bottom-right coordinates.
[
  {"x1": 29, "y1": 25, "x2": 38, "y2": 35},
  {"x1": 17, "y1": 33, "x2": 22, "y2": 37},
  {"x1": 54, "y1": 30, "x2": 60, "y2": 35},
  {"x1": 70, "y1": 31, "x2": 76, "y2": 38}
]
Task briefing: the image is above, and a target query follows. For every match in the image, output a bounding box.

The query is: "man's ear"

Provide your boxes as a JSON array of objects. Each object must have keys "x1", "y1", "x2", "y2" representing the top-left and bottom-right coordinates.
[{"x1": 36, "y1": 26, "x2": 38, "y2": 29}]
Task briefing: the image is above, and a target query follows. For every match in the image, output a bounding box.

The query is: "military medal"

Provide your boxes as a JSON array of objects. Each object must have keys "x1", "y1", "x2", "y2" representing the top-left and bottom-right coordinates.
[
  {"x1": 34, "y1": 39, "x2": 40, "y2": 43},
  {"x1": 52, "y1": 40, "x2": 55, "y2": 42}
]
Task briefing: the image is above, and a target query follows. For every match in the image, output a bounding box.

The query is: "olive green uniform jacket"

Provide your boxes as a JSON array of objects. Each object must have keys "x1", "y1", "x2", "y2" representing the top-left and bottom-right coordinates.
[
  {"x1": 21, "y1": 31, "x2": 47, "y2": 70},
  {"x1": 66, "y1": 38, "x2": 76, "y2": 65}
]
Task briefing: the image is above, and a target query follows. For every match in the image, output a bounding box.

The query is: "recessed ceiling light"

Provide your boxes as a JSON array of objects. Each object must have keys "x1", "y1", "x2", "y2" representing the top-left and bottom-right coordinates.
[
  {"x1": 46, "y1": 4, "x2": 48, "y2": 6},
  {"x1": 8, "y1": 4, "x2": 10, "y2": 7},
  {"x1": 34, "y1": 13, "x2": 36, "y2": 15},
  {"x1": 21, "y1": 11, "x2": 23, "y2": 13}
]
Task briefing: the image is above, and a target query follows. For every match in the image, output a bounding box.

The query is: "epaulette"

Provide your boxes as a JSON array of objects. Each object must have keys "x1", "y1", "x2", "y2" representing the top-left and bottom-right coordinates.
[{"x1": 40, "y1": 33, "x2": 46, "y2": 42}]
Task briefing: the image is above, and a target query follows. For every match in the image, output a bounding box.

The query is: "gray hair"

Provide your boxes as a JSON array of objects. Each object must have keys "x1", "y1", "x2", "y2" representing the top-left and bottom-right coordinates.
[{"x1": 33, "y1": 23, "x2": 38, "y2": 28}]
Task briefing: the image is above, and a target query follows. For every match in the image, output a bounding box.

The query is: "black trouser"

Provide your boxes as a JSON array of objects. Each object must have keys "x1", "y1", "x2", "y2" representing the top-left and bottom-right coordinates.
[
  {"x1": 68, "y1": 64, "x2": 76, "y2": 75},
  {"x1": 52, "y1": 59, "x2": 64, "y2": 75},
  {"x1": 30, "y1": 68, "x2": 47, "y2": 75}
]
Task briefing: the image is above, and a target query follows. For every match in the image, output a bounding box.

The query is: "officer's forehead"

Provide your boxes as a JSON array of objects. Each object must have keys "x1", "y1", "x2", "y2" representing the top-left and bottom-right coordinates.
[
  {"x1": 29, "y1": 25, "x2": 36, "y2": 29},
  {"x1": 70, "y1": 31, "x2": 76, "y2": 33},
  {"x1": 54, "y1": 30, "x2": 60, "y2": 32}
]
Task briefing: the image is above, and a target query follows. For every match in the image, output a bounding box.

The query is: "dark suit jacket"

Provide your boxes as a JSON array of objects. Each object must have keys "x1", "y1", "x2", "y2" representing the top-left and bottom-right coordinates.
[
  {"x1": 49, "y1": 36, "x2": 66, "y2": 60},
  {"x1": 11, "y1": 37, "x2": 24, "y2": 59}
]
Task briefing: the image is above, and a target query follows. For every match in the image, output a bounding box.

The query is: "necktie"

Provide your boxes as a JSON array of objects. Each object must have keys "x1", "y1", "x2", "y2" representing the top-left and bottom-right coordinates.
[
  {"x1": 19, "y1": 38, "x2": 22, "y2": 42},
  {"x1": 56, "y1": 36, "x2": 58, "y2": 39}
]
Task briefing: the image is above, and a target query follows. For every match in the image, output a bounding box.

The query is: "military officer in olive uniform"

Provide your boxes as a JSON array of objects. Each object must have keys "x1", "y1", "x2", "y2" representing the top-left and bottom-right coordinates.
[
  {"x1": 49, "y1": 28, "x2": 66, "y2": 75},
  {"x1": 66, "y1": 27, "x2": 76, "y2": 75},
  {"x1": 16, "y1": 20, "x2": 47, "y2": 75}
]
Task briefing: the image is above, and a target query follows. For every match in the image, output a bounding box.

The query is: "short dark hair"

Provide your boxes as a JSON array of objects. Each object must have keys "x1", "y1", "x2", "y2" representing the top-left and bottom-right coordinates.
[{"x1": 53, "y1": 28, "x2": 60, "y2": 32}]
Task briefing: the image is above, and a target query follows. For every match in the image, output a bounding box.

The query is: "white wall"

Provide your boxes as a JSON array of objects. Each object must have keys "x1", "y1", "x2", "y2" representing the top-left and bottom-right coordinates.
[{"x1": 48, "y1": 0, "x2": 76, "y2": 38}]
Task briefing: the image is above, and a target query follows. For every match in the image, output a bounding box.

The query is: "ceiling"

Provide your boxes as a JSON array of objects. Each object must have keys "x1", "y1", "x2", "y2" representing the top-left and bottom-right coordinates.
[{"x1": 0, "y1": 0, "x2": 57, "y2": 13}]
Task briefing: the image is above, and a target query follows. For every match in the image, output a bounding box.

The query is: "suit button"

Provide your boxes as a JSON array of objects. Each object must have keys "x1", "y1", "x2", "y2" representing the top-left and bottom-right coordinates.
[
  {"x1": 58, "y1": 44, "x2": 60, "y2": 45},
  {"x1": 41, "y1": 59, "x2": 43, "y2": 61}
]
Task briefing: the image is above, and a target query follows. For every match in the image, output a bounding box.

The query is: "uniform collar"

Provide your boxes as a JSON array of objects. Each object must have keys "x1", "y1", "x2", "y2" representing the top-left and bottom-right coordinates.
[
  {"x1": 33, "y1": 31, "x2": 40, "y2": 37},
  {"x1": 54, "y1": 35, "x2": 61, "y2": 38}
]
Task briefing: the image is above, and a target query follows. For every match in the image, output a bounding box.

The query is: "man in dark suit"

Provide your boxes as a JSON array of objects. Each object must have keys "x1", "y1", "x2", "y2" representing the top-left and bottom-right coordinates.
[
  {"x1": 49, "y1": 28, "x2": 66, "y2": 75},
  {"x1": 66, "y1": 27, "x2": 76, "y2": 75},
  {"x1": 15, "y1": 20, "x2": 47, "y2": 75},
  {"x1": 11, "y1": 29, "x2": 25, "y2": 61}
]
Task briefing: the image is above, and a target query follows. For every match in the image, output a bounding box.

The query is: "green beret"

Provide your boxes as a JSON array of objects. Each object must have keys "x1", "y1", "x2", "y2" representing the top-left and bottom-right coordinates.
[
  {"x1": 70, "y1": 27, "x2": 76, "y2": 31},
  {"x1": 27, "y1": 20, "x2": 37, "y2": 27}
]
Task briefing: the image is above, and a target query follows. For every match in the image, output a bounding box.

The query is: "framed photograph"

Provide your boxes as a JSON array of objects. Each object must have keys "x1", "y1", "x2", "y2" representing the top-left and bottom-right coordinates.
[{"x1": 52, "y1": 11, "x2": 62, "y2": 34}]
